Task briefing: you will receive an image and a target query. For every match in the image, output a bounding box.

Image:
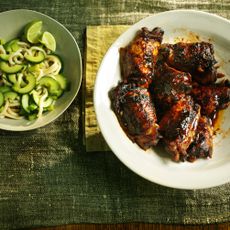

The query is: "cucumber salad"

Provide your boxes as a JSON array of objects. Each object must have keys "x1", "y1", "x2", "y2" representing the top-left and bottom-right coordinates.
[{"x1": 0, "y1": 20, "x2": 68, "y2": 120}]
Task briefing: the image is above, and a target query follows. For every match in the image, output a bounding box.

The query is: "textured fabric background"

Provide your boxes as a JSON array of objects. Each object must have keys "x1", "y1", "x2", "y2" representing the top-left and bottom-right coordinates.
[
  {"x1": 85, "y1": 25, "x2": 129, "y2": 151},
  {"x1": 0, "y1": 1, "x2": 229, "y2": 230}
]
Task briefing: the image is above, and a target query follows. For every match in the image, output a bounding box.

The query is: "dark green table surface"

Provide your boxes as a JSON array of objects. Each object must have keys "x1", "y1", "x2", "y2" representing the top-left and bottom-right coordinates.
[{"x1": 0, "y1": 1, "x2": 229, "y2": 230}]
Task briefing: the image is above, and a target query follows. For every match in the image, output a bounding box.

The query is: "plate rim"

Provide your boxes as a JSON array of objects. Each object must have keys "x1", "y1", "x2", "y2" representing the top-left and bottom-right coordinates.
[{"x1": 94, "y1": 9, "x2": 230, "y2": 189}]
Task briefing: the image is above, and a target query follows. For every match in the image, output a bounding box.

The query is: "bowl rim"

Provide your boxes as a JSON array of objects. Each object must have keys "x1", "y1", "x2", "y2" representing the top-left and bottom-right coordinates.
[{"x1": 0, "y1": 9, "x2": 82, "y2": 131}]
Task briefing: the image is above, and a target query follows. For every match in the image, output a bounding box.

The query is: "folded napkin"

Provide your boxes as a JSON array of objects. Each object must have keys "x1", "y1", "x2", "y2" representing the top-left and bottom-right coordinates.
[{"x1": 84, "y1": 25, "x2": 129, "y2": 152}]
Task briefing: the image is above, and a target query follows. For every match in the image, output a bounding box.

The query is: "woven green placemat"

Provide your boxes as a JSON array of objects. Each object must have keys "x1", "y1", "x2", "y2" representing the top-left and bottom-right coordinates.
[{"x1": 0, "y1": 1, "x2": 229, "y2": 230}]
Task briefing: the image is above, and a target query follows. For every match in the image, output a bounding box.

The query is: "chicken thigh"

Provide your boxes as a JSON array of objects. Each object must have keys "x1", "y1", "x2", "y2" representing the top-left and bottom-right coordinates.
[
  {"x1": 109, "y1": 81, "x2": 160, "y2": 150},
  {"x1": 120, "y1": 27, "x2": 164, "y2": 86},
  {"x1": 159, "y1": 96, "x2": 201, "y2": 161}
]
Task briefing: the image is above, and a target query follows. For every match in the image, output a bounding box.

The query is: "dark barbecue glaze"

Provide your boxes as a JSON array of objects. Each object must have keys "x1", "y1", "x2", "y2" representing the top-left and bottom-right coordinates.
[
  {"x1": 152, "y1": 62, "x2": 192, "y2": 114},
  {"x1": 120, "y1": 27, "x2": 164, "y2": 86},
  {"x1": 109, "y1": 26, "x2": 230, "y2": 162},
  {"x1": 191, "y1": 83, "x2": 230, "y2": 120},
  {"x1": 186, "y1": 116, "x2": 213, "y2": 162},
  {"x1": 160, "y1": 42, "x2": 218, "y2": 85},
  {"x1": 109, "y1": 81, "x2": 160, "y2": 150},
  {"x1": 159, "y1": 96, "x2": 201, "y2": 161}
]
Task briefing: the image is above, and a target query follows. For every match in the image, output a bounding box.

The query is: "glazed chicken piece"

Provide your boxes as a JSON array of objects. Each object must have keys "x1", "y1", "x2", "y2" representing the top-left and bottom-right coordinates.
[
  {"x1": 191, "y1": 83, "x2": 230, "y2": 120},
  {"x1": 159, "y1": 96, "x2": 201, "y2": 161},
  {"x1": 152, "y1": 62, "x2": 192, "y2": 114},
  {"x1": 109, "y1": 81, "x2": 160, "y2": 150},
  {"x1": 160, "y1": 42, "x2": 218, "y2": 84},
  {"x1": 120, "y1": 27, "x2": 164, "y2": 86},
  {"x1": 186, "y1": 116, "x2": 213, "y2": 162}
]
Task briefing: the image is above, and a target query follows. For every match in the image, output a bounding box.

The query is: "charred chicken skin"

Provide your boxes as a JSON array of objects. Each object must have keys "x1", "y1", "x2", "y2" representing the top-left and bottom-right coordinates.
[
  {"x1": 152, "y1": 62, "x2": 192, "y2": 113},
  {"x1": 109, "y1": 26, "x2": 230, "y2": 162},
  {"x1": 160, "y1": 42, "x2": 218, "y2": 84},
  {"x1": 186, "y1": 116, "x2": 213, "y2": 162},
  {"x1": 159, "y1": 96, "x2": 201, "y2": 161},
  {"x1": 191, "y1": 83, "x2": 230, "y2": 119},
  {"x1": 120, "y1": 27, "x2": 164, "y2": 86},
  {"x1": 109, "y1": 81, "x2": 160, "y2": 150}
]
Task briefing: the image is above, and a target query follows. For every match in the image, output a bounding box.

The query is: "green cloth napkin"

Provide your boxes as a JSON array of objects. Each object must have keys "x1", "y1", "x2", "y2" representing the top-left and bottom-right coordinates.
[
  {"x1": 84, "y1": 25, "x2": 129, "y2": 152},
  {"x1": 0, "y1": 1, "x2": 229, "y2": 230}
]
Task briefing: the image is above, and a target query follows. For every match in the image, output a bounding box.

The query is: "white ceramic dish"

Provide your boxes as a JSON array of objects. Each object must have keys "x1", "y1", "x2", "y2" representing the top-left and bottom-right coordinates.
[
  {"x1": 0, "y1": 9, "x2": 82, "y2": 131},
  {"x1": 94, "y1": 10, "x2": 230, "y2": 189}
]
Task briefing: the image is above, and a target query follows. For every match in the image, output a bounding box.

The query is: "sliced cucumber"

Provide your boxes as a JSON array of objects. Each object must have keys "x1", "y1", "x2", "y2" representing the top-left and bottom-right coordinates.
[
  {"x1": 43, "y1": 104, "x2": 55, "y2": 112},
  {"x1": 24, "y1": 50, "x2": 45, "y2": 63},
  {"x1": 21, "y1": 94, "x2": 30, "y2": 113},
  {"x1": 0, "y1": 61, "x2": 23, "y2": 73},
  {"x1": 8, "y1": 73, "x2": 27, "y2": 87},
  {"x1": 7, "y1": 74, "x2": 17, "y2": 84},
  {"x1": 4, "y1": 39, "x2": 20, "y2": 53},
  {"x1": 0, "y1": 85, "x2": 11, "y2": 93},
  {"x1": 0, "y1": 105, "x2": 4, "y2": 113},
  {"x1": 28, "y1": 103, "x2": 38, "y2": 111},
  {"x1": 2, "y1": 74, "x2": 12, "y2": 86},
  {"x1": 38, "y1": 76, "x2": 62, "y2": 97},
  {"x1": 43, "y1": 97, "x2": 54, "y2": 107},
  {"x1": 54, "y1": 74, "x2": 67, "y2": 90},
  {"x1": 31, "y1": 90, "x2": 40, "y2": 105},
  {"x1": 0, "y1": 23, "x2": 68, "y2": 121},
  {"x1": 0, "y1": 92, "x2": 4, "y2": 107},
  {"x1": 12, "y1": 73, "x2": 36, "y2": 94},
  {"x1": 28, "y1": 113, "x2": 38, "y2": 121},
  {"x1": 4, "y1": 91, "x2": 18, "y2": 101},
  {"x1": 32, "y1": 89, "x2": 54, "y2": 108},
  {"x1": 0, "y1": 53, "x2": 10, "y2": 61}
]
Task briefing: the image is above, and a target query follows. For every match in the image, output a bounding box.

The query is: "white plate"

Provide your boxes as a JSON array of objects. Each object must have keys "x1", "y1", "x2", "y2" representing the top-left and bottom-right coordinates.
[
  {"x1": 0, "y1": 9, "x2": 82, "y2": 131},
  {"x1": 94, "y1": 10, "x2": 230, "y2": 189}
]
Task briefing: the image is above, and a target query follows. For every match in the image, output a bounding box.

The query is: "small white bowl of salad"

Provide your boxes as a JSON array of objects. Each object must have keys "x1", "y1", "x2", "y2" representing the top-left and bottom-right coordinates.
[{"x1": 0, "y1": 9, "x2": 82, "y2": 130}]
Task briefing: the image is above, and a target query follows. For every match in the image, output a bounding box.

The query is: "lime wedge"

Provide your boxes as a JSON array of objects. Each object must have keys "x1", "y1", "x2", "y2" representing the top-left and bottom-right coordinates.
[
  {"x1": 40, "y1": 31, "x2": 56, "y2": 52},
  {"x1": 24, "y1": 20, "x2": 43, "y2": 44}
]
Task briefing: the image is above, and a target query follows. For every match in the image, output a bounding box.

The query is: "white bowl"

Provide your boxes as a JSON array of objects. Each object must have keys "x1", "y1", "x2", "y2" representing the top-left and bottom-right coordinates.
[
  {"x1": 0, "y1": 9, "x2": 82, "y2": 131},
  {"x1": 94, "y1": 10, "x2": 230, "y2": 189}
]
